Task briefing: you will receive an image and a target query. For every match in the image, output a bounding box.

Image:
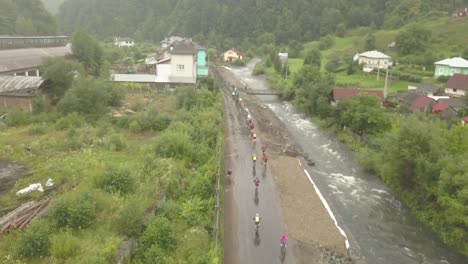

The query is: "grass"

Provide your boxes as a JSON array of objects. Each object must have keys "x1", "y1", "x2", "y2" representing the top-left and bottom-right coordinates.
[{"x1": 0, "y1": 90, "x2": 220, "y2": 262}]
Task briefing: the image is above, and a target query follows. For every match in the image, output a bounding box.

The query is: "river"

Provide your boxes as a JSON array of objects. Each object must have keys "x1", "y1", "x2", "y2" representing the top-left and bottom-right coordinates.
[{"x1": 226, "y1": 59, "x2": 467, "y2": 264}]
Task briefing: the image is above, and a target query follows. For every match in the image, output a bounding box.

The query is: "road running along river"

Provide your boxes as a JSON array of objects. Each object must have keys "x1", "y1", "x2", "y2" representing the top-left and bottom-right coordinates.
[{"x1": 226, "y1": 59, "x2": 468, "y2": 264}]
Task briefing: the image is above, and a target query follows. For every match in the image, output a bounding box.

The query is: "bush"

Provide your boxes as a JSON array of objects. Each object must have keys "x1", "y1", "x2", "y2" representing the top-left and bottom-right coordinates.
[
  {"x1": 154, "y1": 130, "x2": 193, "y2": 160},
  {"x1": 55, "y1": 113, "x2": 85, "y2": 130},
  {"x1": 49, "y1": 192, "x2": 96, "y2": 229},
  {"x1": 115, "y1": 198, "x2": 145, "y2": 236},
  {"x1": 135, "y1": 216, "x2": 177, "y2": 259},
  {"x1": 50, "y1": 229, "x2": 79, "y2": 259},
  {"x1": 27, "y1": 123, "x2": 47, "y2": 135},
  {"x1": 4, "y1": 109, "x2": 31, "y2": 127},
  {"x1": 319, "y1": 35, "x2": 334, "y2": 50},
  {"x1": 15, "y1": 219, "x2": 51, "y2": 258},
  {"x1": 252, "y1": 62, "x2": 266, "y2": 75},
  {"x1": 231, "y1": 59, "x2": 246, "y2": 67},
  {"x1": 99, "y1": 166, "x2": 135, "y2": 195},
  {"x1": 103, "y1": 133, "x2": 126, "y2": 151},
  {"x1": 437, "y1": 75, "x2": 450, "y2": 83}
]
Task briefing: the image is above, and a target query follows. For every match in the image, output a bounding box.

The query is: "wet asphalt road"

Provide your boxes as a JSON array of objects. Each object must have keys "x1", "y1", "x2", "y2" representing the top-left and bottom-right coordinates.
[{"x1": 223, "y1": 89, "x2": 297, "y2": 264}]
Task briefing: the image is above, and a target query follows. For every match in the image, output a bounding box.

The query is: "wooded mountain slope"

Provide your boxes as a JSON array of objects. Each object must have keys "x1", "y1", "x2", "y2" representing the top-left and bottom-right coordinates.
[
  {"x1": 0, "y1": 0, "x2": 57, "y2": 35},
  {"x1": 57, "y1": 0, "x2": 468, "y2": 44},
  {"x1": 42, "y1": 0, "x2": 65, "y2": 14}
]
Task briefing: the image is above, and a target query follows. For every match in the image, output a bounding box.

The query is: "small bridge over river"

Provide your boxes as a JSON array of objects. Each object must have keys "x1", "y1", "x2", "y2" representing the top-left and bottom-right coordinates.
[{"x1": 245, "y1": 89, "x2": 284, "y2": 96}]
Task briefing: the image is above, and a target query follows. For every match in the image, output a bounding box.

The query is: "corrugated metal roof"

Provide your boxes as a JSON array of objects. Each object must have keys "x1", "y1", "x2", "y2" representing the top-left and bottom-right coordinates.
[
  {"x1": 358, "y1": 50, "x2": 391, "y2": 59},
  {"x1": 0, "y1": 76, "x2": 44, "y2": 94},
  {"x1": 0, "y1": 46, "x2": 72, "y2": 73},
  {"x1": 434, "y1": 57, "x2": 468, "y2": 68}
]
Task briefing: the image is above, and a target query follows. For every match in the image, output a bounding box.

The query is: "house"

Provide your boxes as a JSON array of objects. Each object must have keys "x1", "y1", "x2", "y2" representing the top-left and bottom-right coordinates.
[
  {"x1": 453, "y1": 7, "x2": 468, "y2": 17},
  {"x1": 0, "y1": 76, "x2": 44, "y2": 112},
  {"x1": 408, "y1": 83, "x2": 441, "y2": 96},
  {"x1": 278, "y1": 53, "x2": 288, "y2": 64},
  {"x1": 353, "y1": 50, "x2": 393, "y2": 72},
  {"x1": 193, "y1": 42, "x2": 208, "y2": 77},
  {"x1": 167, "y1": 41, "x2": 197, "y2": 83},
  {"x1": 434, "y1": 57, "x2": 468, "y2": 77},
  {"x1": 445, "y1": 74, "x2": 468, "y2": 97},
  {"x1": 331, "y1": 88, "x2": 385, "y2": 106},
  {"x1": 437, "y1": 98, "x2": 467, "y2": 112},
  {"x1": 114, "y1": 37, "x2": 135, "y2": 48},
  {"x1": 224, "y1": 48, "x2": 243, "y2": 62},
  {"x1": 397, "y1": 92, "x2": 436, "y2": 113},
  {"x1": 432, "y1": 101, "x2": 457, "y2": 120}
]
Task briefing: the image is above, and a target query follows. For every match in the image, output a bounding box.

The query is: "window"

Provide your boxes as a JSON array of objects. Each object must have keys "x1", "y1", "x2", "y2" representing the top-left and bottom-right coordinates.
[
  {"x1": 453, "y1": 89, "x2": 457, "y2": 92},
  {"x1": 177, "y1": 64, "x2": 185, "y2": 70}
]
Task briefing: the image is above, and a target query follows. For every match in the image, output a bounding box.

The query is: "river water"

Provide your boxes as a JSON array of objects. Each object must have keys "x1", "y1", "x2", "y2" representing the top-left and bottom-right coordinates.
[{"x1": 227, "y1": 59, "x2": 467, "y2": 264}]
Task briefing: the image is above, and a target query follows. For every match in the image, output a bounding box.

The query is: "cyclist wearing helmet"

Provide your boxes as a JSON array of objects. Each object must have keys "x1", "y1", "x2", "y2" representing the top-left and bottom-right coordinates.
[
  {"x1": 252, "y1": 154, "x2": 257, "y2": 163},
  {"x1": 254, "y1": 213, "x2": 261, "y2": 226},
  {"x1": 280, "y1": 234, "x2": 287, "y2": 247},
  {"x1": 227, "y1": 169, "x2": 232, "y2": 178},
  {"x1": 253, "y1": 177, "x2": 260, "y2": 188}
]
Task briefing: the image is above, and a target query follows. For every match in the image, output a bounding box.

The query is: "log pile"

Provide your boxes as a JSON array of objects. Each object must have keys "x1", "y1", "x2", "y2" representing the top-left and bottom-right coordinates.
[{"x1": 0, "y1": 197, "x2": 50, "y2": 233}]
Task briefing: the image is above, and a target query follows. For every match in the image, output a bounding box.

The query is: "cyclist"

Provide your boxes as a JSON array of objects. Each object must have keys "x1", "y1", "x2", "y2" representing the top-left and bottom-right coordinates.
[
  {"x1": 253, "y1": 177, "x2": 260, "y2": 189},
  {"x1": 254, "y1": 213, "x2": 261, "y2": 228},
  {"x1": 249, "y1": 122, "x2": 255, "y2": 131},
  {"x1": 252, "y1": 154, "x2": 257, "y2": 164},
  {"x1": 280, "y1": 234, "x2": 287, "y2": 248},
  {"x1": 261, "y1": 146, "x2": 266, "y2": 155},
  {"x1": 227, "y1": 168, "x2": 232, "y2": 179},
  {"x1": 262, "y1": 154, "x2": 268, "y2": 167}
]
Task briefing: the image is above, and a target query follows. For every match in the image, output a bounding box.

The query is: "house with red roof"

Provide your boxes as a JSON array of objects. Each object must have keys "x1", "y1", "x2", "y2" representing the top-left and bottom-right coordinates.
[
  {"x1": 409, "y1": 96, "x2": 435, "y2": 113},
  {"x1": 445, "y1": 74, "x2": 468, "y2": 97},
  {"x1": 432, "y1": 101, "x2": 457, "y2": 120},
  {"x1": 331, "y1": 88, "x2": 384, "y2": 106},
  {"x1": 453, "y1": 7, "x2": 468, "y2": 17}
]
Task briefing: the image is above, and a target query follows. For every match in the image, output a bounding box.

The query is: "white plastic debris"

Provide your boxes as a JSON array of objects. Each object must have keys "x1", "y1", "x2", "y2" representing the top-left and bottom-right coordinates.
[
  {"x1": 45, "y1": 179, "x2": 55, "y2": 187},
  {"x1": 16, "y1": 183, "x2": 44, "y2": 196}
]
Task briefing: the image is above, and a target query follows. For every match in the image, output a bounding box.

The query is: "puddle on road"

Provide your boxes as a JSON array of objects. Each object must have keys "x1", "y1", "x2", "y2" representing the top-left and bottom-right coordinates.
[{"x1": 0, "y1": 160, "x2": 25, "y2": 195}]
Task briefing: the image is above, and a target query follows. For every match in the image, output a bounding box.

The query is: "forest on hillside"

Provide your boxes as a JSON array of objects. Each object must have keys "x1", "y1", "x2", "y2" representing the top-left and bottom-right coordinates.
[
  {"x1": 0, "y1": 0, "x2": 57, "y2": 35},
  {"x1": 57, "y1": 0, "x2": 468, "y2": 46},
  {"x1": 42, "y1": 0, "x2": 65, "y2": 14}
]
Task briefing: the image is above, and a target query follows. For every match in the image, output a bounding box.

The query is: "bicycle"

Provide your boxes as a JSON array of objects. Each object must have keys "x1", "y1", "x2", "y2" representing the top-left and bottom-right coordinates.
[{"x1": 226, "y1": 169, "x2": 232, "y2": 184}]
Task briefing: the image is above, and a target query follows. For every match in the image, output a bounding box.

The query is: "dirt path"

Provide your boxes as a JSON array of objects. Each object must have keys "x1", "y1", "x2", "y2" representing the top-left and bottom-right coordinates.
[{"x1": 215, "y1": 66, "x2": 353, "y2": 264}]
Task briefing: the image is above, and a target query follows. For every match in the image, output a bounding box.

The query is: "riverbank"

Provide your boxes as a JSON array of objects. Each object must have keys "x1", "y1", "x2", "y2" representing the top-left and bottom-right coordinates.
[{"x1": 215, "y1": 66, "x2": 353, "y2": 264}]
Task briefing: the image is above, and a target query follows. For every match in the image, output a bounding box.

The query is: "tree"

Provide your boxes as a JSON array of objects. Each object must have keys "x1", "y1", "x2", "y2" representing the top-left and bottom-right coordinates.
[
  {"x1": 41, "y1": 57, "x2": 84, "y2": 103},
  {"x1": 336, "y1": 94, "x2": 391, "y2": 137},
  {"x1": 396, "y1": 25, "x2": 432, "y2": 55},
  {"x1": 462, "y1": 49, "x2": 468, "y2": 61},
  {"x1": 319, "y1": 35, "x2": 334, "y2": 50},
  {"x1": 303, "y1": 49, "x2": 321, "y2": 68},
  {"x1": 71, "y1": 31, "x2": 103, "y2": 76},
  {"x1": 58, "y1": 79, "x2": 123, "y2": 120},
  {"x1": 364, "y1": 33, "x2": 376, "y2": 51}
]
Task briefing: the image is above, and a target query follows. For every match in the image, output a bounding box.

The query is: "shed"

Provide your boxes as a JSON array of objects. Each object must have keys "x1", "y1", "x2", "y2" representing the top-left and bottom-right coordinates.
[{"x1": 0, "y1": 76, "x2": 45, "y2": 112}]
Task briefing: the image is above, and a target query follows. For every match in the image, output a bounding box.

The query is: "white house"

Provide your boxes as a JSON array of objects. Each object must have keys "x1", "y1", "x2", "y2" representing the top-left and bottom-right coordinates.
[
  {"x1": 114, "y1": 37, "x2": 135, "y2": 47},
  {"x1": 168, "y1": 42, "x2": 197, "y2": 83},
  {"x1": 224, "y1": 48, "x2": 243, "y2": 62},
  {"x1": 353, "y1": 50, "x2": 393, "y2": 71},
  {"x1": 445, "y1": 74, "x2": 468, "y2": 97}
]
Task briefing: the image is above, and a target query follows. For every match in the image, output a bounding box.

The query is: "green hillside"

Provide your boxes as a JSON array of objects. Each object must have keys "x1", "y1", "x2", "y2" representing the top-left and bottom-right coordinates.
[
  {"x1": 56, "y1": 0, "x2": 468, "y2": 47},
  {"x1": 0, "y1": 0, "x2": 57, "y2": 35},
  {"x1": 282, "y1": 16, "x2": 468, "y2": 92}
]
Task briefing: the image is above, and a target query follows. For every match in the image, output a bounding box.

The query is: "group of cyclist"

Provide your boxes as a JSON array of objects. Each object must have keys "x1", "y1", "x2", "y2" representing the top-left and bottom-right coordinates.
[{"x1": 229, "y1": 85, "x2": 288, "y2": 250}]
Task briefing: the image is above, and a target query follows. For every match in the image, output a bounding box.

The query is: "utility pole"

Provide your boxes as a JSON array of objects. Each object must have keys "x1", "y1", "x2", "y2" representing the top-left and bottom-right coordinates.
[{"x1": 377, "y1": 67, "x2": 380, "y2": 81}]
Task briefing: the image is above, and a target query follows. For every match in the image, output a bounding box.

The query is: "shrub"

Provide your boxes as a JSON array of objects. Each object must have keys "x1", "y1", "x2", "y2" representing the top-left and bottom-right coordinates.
[
  {"x1": 252, "y1": 62, "x2": 266, "y2": 75},
  {"x1": 50, "y1": 229, "x2": 79, "y2": 259},
  {"x1": 129, "y1": 119, "x2": 143, "y2": 133},
  {"x1": 27, "y1": 123, "x2": 47, "y2": 135},
  {"x1": 319, "y1": 35, "x2": 334, "y2": 50},
  {"x1": 115, "y1": 198, "x2": 145, "y2": 236},
  {"x1": 55, "y1": 113, "x2": 85, "y2": 130},
  {"x1": 437, "y1": 75, "x2": 450, "y2": 83},
  {"x1": 4, "y1": 109, "x2": 31, "y2": 127},
  {"x1": 154, "y1": 130, "x2": 193, "y2": 160},
  {"x1": 15, "y1": 219, "x2": 51, "y2": 258},
  {"x1": 99, "y1": 166, "x2": 135, "y2": 195},
  {"x1": 49, "y1": 192, "x2": 96, "y2": 229},
  {"x1": 136, "y1": 216, "x2": 177, "y2": 256},
  {"x1": 103, "y1": 134, "x2": 126, "y2": 151},
  {"x1": 231, "y1": 59, "x2": 246, "y2": 66}
]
